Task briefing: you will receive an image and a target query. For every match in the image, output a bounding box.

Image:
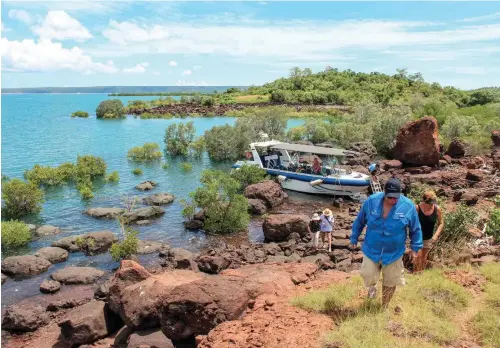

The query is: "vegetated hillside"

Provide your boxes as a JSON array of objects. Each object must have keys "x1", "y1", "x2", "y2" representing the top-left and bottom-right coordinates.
[{"x1": 244, "y1": 67, "x2": 500, "y2": 107}]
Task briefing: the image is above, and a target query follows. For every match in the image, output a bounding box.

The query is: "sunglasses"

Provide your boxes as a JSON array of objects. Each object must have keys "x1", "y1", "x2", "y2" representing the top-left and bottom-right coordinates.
[{"x1": 386, "y1": 197, "x2": 399, "y2": 201}]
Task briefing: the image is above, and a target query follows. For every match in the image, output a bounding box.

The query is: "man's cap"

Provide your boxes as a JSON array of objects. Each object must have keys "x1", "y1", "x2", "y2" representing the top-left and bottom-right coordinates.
[{"x1": 384, "y1": 178, "x2": 401, "y2": 199}]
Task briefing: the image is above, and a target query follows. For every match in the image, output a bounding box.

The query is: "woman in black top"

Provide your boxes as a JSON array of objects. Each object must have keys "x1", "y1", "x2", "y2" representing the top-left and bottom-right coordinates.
[
  {"x1": 414, "y1": 191, "x2": 444, "y2": 272},
  {"x1": 308, "y1": 213, "x2": 321, "y2": 249}
]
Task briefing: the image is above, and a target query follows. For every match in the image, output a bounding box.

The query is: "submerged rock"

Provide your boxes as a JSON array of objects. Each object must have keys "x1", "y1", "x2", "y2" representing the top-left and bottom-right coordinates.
[
  {"x1": 51, "y1": 235, "x2": 80, "y2": 252},
  {"x1": 136, "y1": 181, "x2": 157, "y2": 191},
  {"x1": 85, "y1": 207, "x2": 124, "y2": 219},
  {"x1": 51, "y1": 267, "x2": 105, "y2": 285},
  {"x1": 34, "y1": 225, "x2": 62, "y2": 237},
  {"x1": 77, "y1": 230, "x2": 118, "y2": 256},
  {"x1": 122, "y1": 206, "x2": 165, "y2": 223},
  {"x1": 34, "y1": 247, "x2": 69, "y2": 264},
  {"x1": 143, "y1": 193, "x2": 175, "y2": 206},
  {"x1": 1, "y1": 255, "x2": 52, "y2": 278}
]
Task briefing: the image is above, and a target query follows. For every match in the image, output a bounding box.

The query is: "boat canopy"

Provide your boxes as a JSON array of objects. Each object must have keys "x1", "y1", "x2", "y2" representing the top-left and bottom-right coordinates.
[{"x1": 269, "y1": 143, "x2": 358, "y2": 157}]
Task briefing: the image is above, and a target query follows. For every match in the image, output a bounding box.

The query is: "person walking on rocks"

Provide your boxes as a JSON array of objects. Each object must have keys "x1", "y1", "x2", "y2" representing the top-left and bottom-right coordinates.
[
  {"x1": 320, "y1": 209, "x2": 334, "y2": 252},
  {"x1": 414, "y1": 190, "x2": 444, "y2": 272},
  {"x1": 308, "y1": 213, "x2": 321, "y2": 248},
  {"x1": 349, "y1": 178, "x2": 423, "y2": 308}
]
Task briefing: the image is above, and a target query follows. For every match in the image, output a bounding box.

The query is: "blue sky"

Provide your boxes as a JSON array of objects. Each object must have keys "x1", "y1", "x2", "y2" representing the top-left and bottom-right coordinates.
[{"x1": 1, "y1": 1, "x2": 500, "y2": 89}]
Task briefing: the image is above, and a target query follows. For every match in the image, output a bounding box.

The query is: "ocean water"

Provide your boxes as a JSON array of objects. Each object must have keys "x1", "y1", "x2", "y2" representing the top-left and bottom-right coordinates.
[{"x1": 1, "y1": 93, "x2": 304, "y2": 305}]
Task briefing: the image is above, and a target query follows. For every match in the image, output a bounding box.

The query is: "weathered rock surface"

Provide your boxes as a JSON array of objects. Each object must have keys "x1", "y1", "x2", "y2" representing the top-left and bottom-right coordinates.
[
  {"x1": 85, "y1": 207, "x2": 125, "y2": 219},
  {"x1": 184, "y1": 219, "x2": 203, "y2": 230},
  {"x1": 127, "y1": 329, "x2": 174, "y2": 348},
  {"x1": 244, "y1": 180, "x2": 287, "y2": 208},
  {"x1": 161, "y1": 248, "x2": 198, "y2": 270},
  {"x1": 1, "y1": 273, "x2": 8, "y2": 285},
  {"x1": 2, "y1": 304, "x2": 50, "y2": 332},
  {"x1": 1, "y1": 255, "x2": 52, "y2": 277},
  {"x1": 34, "y1": 225, "x2": 61, "y2": 237},
  {"x1": 58, "y1": 300, "x2": 122, "y2": 346},
  {"x1": 51, "y1": 235, "x2": 81, "y2": 252},
  {"x1": 248, "y1": 198, "x2": 267, "y2": 215},
  {"x1": 78, "y1": 231, "x2": 118, "y2": 256},
  {"x1": 51, "y1": 267, "x2": 105, "y2": 284},
  {"x1": 40, "y1": 279, "x2": 61, "y2": 294},
  {"x1": 143, "y1": 193, "x2": 175, "y2": 206},
  {"x1": 262, "y1": 214, "x2": 309, "y2": 242},
  {"x1": 446, "y1": 138, "x2": 469, "y2": 158},
  {"x1": 136, "y1": 181, "x2": 157, "y2": 191},
  {"x1": 33, "y1": 246, "x2": 69, "y2": 264},
  {"x1": 137, "y1": 240, "x2": 170, "y2": 254},
  {"x1": 122, "y1": 206, "x2": 165, "y2": 223},
  {"x1": 378, "y1": 159, "x2": 403, "y2": 171},
  {"x1": 196, "y1": 255, "x2": 231, "y2": 274},
  {"x1": 393, "y1": 116, "x2": 440, "y2": 166},
  {"x1": 466, "y1": 170, "x2": 484, "y2": 183}
]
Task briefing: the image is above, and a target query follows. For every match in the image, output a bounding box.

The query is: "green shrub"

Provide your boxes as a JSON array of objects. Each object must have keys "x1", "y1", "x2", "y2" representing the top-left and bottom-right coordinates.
[
  {"x1": 1, "y1": 220, "x2": 32, "y2": 249},
  {"x1": 132, "y1": 168, "x2": 143, "y2": 175},
  {"x1": 179, "y1": 162, "x2": 193, "y2": 172},
  {"x1": 486, "y1": 208, "x2": 500, "y2": 243},
  {"x1": 230, "y1": 165, "x2": 268, "y2": 189},
  {"x1": 24, "y1": 165, "x2": 67, "y2": 186},
  {"x1": 2, "y1": 179, "x2": 44, "y2": 218},
  {"x1": 76, "y1": 155, "x2": 107, "y2": 178},
  {"x1": 189, "y1": 136, "x2": 205, "y2": 157},
  {"x1": 106, "y1": 171, "x2": 120, "y2": 183},
  {"x1": 78, "y1": 185, "x2": 94, "y2": 200},
  {"x1": 161, "y1": 163, "x2": 170, "y2": 170},
  {"x1": 127, "y1": 143, "x2": 162, "y2": 162},
  {"x1": 110, "y1": 219, "x2": 139, "y2": 261},
  {"x1": 185, "y1": 169, "x2": 249, "y2": 234},
  {"x1": 96, "y1": 99, "x2": 125, "y2": 119},
  {"x1": 286, "y1": 126, "x2": 306, "y2": 141},
  {"x1": 442, "y1": 113, "x2": 480, "y2": 139},
  {"x1": 164, "y1": 121, "x2": 196, "y2": 156},
  {"x1": 71, "y1": 110, "x2": 89, "y2": 118},
  {"x1": 204, "y1": 124, "x2": 242, "y2": 161}
]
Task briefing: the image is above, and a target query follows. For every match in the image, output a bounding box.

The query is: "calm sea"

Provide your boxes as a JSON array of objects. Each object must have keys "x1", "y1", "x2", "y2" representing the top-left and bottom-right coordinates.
[{"x1": 1, "y1": 93, "x2": 304, "y2": 304}]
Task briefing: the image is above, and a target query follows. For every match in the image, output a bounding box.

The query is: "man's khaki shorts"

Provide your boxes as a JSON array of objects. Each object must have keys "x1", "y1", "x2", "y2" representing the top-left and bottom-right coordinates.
[
  {"x1": 360, "y1": 255, "x2": 405, "y2": 287},
  {"x1": 423, "y1": 239, "x2": 433, "y2": 249}
]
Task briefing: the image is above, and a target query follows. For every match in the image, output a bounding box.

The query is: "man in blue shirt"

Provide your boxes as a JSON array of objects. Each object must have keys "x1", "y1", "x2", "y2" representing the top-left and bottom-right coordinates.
[{"x1": 350, "y1": 178, "x2": 423, "y2": 307}]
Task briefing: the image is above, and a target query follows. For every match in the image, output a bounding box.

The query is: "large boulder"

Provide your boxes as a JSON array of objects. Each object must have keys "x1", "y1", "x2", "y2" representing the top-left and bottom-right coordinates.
[
  {"x1": 127, "y1": 329, "x2": 174, "y2": 348},
  {"x1": 34, "y1": 225, "x2": 61, "y2": 237},
  {"x1": 446, "y1": 138, "x2": 469, "y2": 158},
  {"x1": 137, "y1": 240, "x2": 170, "y2": 255},
  {"x1": 466, "y1": 170, "x2": 484, "y2": 183},
  {"x1": 77, "y1": 230, "x2": 118, "y2": 256},
  {"x1": 136, "y1": 181, "x2": 157, "y2": 191},
  {"x1": 2, "y1": 304, "x2": 50, "y2": 332},
  {"x1": 392, "y1": 116, "x2": 440, "y2": 166},
  {"x1": 159, "y1": 277, "x2": 250, "y2": 341},
  {"x1": 34, "y1": 246, "x2": 69, "y2": 264},
  {"x1": 1, "y1": 255, "x2": 52, "y2": 278},
  {"x1": 51, "y1": 235, "x2": 81, "y2": 252},
  {"x1": 247, "y1": 198, "x2": 267, "y2": 215},
  {"x1": 85, "y1": 207, "x2": 124, "y2": 219},
  {"x1": 143, "y1": 193, "x2": 175, "y2": 206},
  {"x1": 196, "y1": 256, "x2": 231, "y2": 274},
  {"x1": 262, "y1": 214, "x2": 309, "y2": 242},
  {"x1": 122, "y1": 206, "x2": 165, "y2": 223},
  {"x1": 161, "y1": 248, "x2": 198, "y2": 270},
  {"x1": 492, "y1": 130, "x2": 500, "y2": 147},
  {"x1": 378, "y1": 159, "x2": 403, "y2": 171},
  {"x1": 51, "y1": 267, "x2": 105, "y2": 285},
  {"x1": 58, "y1": 300, "x2": 122, "y2": 346},
  {"x1": 107, "y1": 260, "x2": 152, "y2": 314},
  {"x1": 244, "y1": 180, "x2": 287, "y2": 208}
]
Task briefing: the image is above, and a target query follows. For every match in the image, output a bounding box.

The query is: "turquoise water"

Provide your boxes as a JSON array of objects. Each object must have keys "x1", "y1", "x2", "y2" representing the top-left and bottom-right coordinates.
[{"x1": 1, "y1": 93, "x2": 304, "y2": 304}]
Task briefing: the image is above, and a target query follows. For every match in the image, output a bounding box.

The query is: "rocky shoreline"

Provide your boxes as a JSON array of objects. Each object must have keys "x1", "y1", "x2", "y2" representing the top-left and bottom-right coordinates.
[{"x1": 2, "y1": 123, "x2": 500, "y2": 347}]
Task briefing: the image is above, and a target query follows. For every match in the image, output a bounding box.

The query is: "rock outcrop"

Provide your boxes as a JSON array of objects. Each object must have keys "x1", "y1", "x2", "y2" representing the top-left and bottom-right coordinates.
[
  {"x1": 196, "y1": 255, "x2": 231, "y2": 274},
  {"x1": 446, "y1": 138, "x2": 469, "y2": 158},
  {"x1": 1, "y1": 255, "x2": 52, "y2": 278},
  {"x1": 392, "y1": 116, "x2": 440, "y2": 166},
  {"x1": 262, "y1": 214, "x2": 309, "y2": 242},
  {"x1": 244, "y1": 180, "x2": 287, "y2": 208},
  {"x1": 51, "y1": 235, "x2": 80, "y2": 252},
  {"x1": 136, "y1": 181, "x2": 157, "y2": 191},
  {"x1": 160, "y1": 248, "x2": 198, "y2": 270},
  {"x1": 76, "y1": 230, "x2": 118, "y2": 256},
  {"x1": 34, "y1": 225, "x2": 61, "y2": 237},
  {"x1": 143, "y1": 193, "x2": 175, "y2": 206},
  {"x1": 247, "y1": 198, "x2": 267, "y2": 215},
  {"x1": 34, "y1": 247, "x2": 69, "y2": 264},
  {"x1": 2, "y1": 304, "x2": 50, "y2": 332},
  {"x1": 85, "y1": 207, "x2": 124, "y2": 219},
  {"x1": 122, "y1": 206, "x2": 165, "y2": 223},
  {"x1": 127, "y1": 329, "x2": 174, "y2": 348},
  {"x1": 51, "y1": 267, "x2": 105, "y2": 285},
  {"x1": 40, "y1": 279, "x2": 61, "y2": 294}
]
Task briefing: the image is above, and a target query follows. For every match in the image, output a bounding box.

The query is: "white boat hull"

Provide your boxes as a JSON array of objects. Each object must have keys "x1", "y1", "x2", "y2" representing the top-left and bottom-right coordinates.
[{"x1": 280, "y1": 177, "x2": 367, "y2": 196}]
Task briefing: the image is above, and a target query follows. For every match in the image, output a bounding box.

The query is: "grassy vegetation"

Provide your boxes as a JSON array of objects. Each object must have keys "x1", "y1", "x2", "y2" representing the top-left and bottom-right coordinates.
[
  {"x1": 1, "y1": 220, "x2": 32, "y2": 249},
  {"x1": 132, "y1": 168, "x2": 143, "y2": 175},
  {"x1": 291, "y1": 267, "x2": 493, "y2": 348}
]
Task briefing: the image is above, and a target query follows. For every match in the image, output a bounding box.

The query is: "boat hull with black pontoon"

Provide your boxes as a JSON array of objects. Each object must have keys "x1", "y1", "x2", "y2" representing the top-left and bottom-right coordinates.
[{"x1": 232, "y1": 140, "x2": 371, "y2": 197}]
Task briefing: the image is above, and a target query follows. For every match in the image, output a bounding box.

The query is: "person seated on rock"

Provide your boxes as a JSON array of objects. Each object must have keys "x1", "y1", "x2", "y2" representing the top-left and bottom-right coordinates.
[
  {"x1": 308, "y1": 213, "x2": 321, "y2": 249},
  {"x1": 414, "y1": 190, "x2": 444, "y2": 272},
  {"x1": 312, "y1": 157, "x2": 322, "y2": 175},
  {"x1": 320, "y1": 209, "x2": 334, "y2": 252},
  {"x1": 349, "y1": 178, "x2": 422, "y2": 308}
]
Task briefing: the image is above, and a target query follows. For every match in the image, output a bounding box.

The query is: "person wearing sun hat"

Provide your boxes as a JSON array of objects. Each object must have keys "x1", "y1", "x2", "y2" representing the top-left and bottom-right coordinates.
[
  {"x1": 350, "y1": 178, "x2": 423, "y2": 308},
  {"x1": 320, "y1": 208, "x2": 334, "y2": 252},
  {"x1": 308, "y1": 213, "x2": 321, "y2": 248}
]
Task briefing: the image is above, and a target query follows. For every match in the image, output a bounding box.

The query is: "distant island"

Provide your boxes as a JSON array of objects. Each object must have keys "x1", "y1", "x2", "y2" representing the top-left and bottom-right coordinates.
[{"x1": 1, "y1": 86, "x2": 248, "y2": 94}]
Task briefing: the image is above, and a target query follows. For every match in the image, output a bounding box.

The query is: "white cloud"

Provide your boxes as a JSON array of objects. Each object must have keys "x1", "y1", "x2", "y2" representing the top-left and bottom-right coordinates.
[
  {"x1": 98, "y1": 19, "x2": 500, "y2": 63},
  {"x1": 33, "y1": 11, "x2": 92, "y2": 42},
  {"x1": 4, "y1": 2, "x2": 125, "y2": 14},
  {"x1": 461, "y1": 12, "x2": 500, "y2": 23},
  {"x1": 1, "y1": 38, "x2": 117, "y2": 74},
  {"x1": 1, "y1": 23, "x2": 11, "y2": 32},
  {"x1": 8, "y1": 9, "x2": 32, "y2": 24},
  {"x1": 193, "y1": 65, "x2": 202, "y2": 70},
  {"x1": 176, "y1": 80, "x2": 208, "y2": 86},
  {"x1": 123, "y1": 62, "x2": 149, "y2": 73},
  {"x1": 182, "y1": 69, "x2": 192, "y2": 75},
  {"x1": 168, "y1": 60, "x2": 178, "y2": 67}
]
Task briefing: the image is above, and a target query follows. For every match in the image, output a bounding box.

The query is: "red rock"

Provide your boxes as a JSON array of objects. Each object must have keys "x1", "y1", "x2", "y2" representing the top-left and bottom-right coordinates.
[
  {"x1": 462, "y1": 192, "x2": 479, "y2": 206},
  {"x1": 262, "y1": 214, "x2": 309, "y2": 242},
  {"x1": 466, "y1": 170, "x2": 484, "y2": 183},
  {"x1": 443, "y1": 155, "x2": 452, "y2": 163},
  {"x1": 393, "y1": 116, "x2": 440, "y2": 166},
  {"x1": 244, "y1": 180, "x2": 287, "y2": 208},
  {"x1": 446, "y1": 138, "x2": 469, "y2": 158},
  {"x1": 378, "y1": 160, "x2": 403, "y2": 171},
  {"x1": 405, "y1": 166, "x2": 432, "y2": 174}
]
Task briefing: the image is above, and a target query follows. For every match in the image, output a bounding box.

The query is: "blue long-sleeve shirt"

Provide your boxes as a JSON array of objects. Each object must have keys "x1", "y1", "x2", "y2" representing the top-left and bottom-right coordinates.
[{"x1": 351, "y1": 192, "x2": 423, "y2": 266}]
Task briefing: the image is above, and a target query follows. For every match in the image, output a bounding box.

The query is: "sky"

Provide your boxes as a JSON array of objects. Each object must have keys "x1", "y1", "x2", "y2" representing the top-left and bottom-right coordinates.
[{"x1": 1, "y1": 1, "x2": 500, "y2": 89}]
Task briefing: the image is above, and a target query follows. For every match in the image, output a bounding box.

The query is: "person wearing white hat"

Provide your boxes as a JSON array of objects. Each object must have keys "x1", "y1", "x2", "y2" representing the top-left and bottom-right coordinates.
[
  {"x1": 320, "y1": 208, "x2": 334, "y2": 252},
  {"x1": 308, "y1": 213, "x2": 321, "y2": 248}
]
